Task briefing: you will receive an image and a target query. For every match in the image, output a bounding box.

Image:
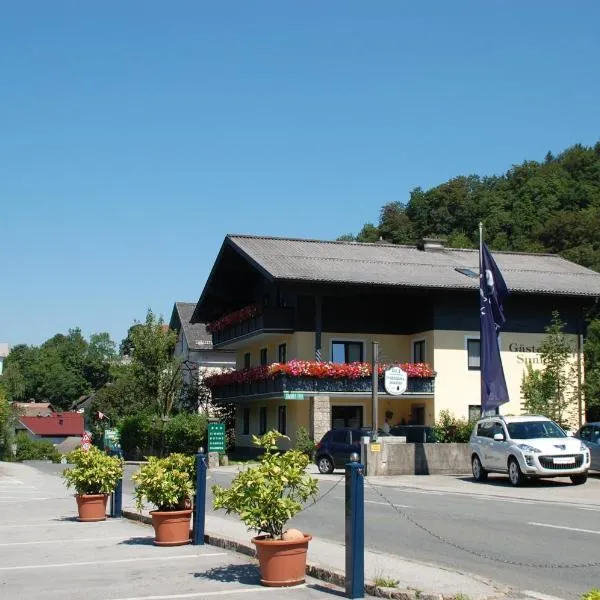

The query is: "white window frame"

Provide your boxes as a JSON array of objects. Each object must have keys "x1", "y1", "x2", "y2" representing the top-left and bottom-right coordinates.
[{"x1": 465, "y1": 335, "x2": 481, "y2": 370}]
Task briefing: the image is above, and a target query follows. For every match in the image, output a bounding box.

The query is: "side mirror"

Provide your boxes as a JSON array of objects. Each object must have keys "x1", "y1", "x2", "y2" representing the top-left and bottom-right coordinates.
[{"x1": 493, "y1": 433, "x2": 505, "y2": 442}]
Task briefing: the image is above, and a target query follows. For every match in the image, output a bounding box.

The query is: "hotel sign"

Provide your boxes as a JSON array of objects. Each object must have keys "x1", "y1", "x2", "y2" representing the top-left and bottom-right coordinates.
[{"x1": 384, "y1": 366, "x2": 408, "y2": 396}]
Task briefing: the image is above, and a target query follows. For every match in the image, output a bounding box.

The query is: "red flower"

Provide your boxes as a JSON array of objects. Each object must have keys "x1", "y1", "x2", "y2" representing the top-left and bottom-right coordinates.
[
  {"x1": 204, "y1": 360, "x2": 434, "y2": 389},
  {"x1": 206, "y1": 304, "x2": 259, "y2": 333}
]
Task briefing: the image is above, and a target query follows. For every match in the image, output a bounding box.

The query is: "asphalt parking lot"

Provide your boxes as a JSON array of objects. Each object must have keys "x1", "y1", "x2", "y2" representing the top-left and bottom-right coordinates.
[{"x1": 0, "y1": 462, "x2": 345, "y2": 600}]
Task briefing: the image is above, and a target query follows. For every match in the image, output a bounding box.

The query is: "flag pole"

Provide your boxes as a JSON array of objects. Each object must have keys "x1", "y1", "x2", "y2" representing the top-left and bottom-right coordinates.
[{"x1": 479, "y1": 221, "x2": 484, "y2": 417}]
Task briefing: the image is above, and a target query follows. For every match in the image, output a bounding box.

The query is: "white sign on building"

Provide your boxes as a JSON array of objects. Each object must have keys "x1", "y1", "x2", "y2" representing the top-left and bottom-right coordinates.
[{"x1": 384, "y1": 366, "x2": 408, "y2": 396}]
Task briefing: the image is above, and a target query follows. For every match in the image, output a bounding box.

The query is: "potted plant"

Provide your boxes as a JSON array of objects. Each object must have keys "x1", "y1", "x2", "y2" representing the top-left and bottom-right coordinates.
[
  {"x1": 62, "y1": 446, "x2": 123, "y2": 522},
  {"x1": 132, "y1": 453, "x2": 195, "y2": 546},
  {"x1": 212, "y1": 430, "x2": 318, "y2": 587}
]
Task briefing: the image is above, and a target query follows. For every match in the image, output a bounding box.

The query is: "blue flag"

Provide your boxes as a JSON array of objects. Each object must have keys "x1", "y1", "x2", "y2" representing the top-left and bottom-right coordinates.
[{"x1": 480, "y1": 243, "x2": 510, "y2": 413}]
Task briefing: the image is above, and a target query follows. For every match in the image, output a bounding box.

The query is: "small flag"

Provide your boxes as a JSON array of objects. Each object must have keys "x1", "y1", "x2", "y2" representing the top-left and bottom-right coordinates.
[
  {"x1": 480, "y1": 243, "x2": 510, "y2": 414},
  {"x1": 97, "y1": 411, "x2": 106, "y2": 420}
]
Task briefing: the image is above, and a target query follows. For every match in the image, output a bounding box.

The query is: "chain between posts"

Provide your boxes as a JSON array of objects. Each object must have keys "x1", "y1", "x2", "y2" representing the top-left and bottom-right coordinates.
[
  {"x1": 363, "y1": 478, "x2": 600, "y2": 569},
  {"x1": 299, "y1": 475, "x2": 345, "y2": 513}
]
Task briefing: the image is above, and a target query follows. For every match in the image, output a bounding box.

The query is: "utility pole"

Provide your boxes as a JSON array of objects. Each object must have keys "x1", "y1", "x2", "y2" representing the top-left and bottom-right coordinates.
[{"x1": 371, "y1": 341, "x2": 379, "y2": 434}]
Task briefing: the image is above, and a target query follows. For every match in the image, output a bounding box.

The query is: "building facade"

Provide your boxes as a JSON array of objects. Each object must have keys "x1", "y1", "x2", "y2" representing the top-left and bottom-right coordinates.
[{"x1": 192, "y1": 235, "x2": 600, "y2": 450}]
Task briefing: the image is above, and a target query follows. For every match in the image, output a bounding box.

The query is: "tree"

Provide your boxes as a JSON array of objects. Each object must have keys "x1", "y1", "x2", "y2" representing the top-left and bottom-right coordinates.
[
  {"x1": 521, "y1": 311, "x2": 579, "y2": 426},
  {"x1": 127, "y1": 309, "x2": 182, "y2": 419},
  {"x1": 584, "y1": 319, "x2": 600, "y2": 421},
  {"x1": 0, "y1": 387, "x2": 16, "y2": 460}
]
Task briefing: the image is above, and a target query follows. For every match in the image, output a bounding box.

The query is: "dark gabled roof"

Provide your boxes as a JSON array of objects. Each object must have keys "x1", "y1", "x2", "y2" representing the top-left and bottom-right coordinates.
[
  {"x1": 170, "y1": 302, "x2": 213, "y2": 350},
  {"x1": 225, "y1": 234, "x2": 600, "y2": 296}
]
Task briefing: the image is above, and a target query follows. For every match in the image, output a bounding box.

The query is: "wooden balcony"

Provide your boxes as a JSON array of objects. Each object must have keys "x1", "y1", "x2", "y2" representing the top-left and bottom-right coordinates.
[
  {"x1": 210, "y1": 374, "x2": 435, "y2": 401},
  {"x1": 211, "y1": 307, "x2": 295, "y2": 347}
]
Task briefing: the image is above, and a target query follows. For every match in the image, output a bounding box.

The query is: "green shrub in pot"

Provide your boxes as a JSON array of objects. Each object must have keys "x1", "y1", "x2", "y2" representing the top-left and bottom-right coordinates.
[
  {"x1": 212, "y1": 430, "x2": 318, "y2": 539},
  {"x1": 132, "y1": 453, "x2": 195, "y2": 512},
  {"x1": 63, "y1": 446, "x2": 123, "y2": 495}
]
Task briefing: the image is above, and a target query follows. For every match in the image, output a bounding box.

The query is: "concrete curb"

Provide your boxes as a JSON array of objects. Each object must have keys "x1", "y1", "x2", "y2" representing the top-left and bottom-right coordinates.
[{"x1": 122, "y1": 509, "x2": 455, "y2": 600}]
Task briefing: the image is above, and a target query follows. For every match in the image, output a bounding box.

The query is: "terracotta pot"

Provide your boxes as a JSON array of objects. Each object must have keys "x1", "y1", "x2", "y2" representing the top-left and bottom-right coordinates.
[
  {"x1": 150, "y1": 509, "x2": 192, "y2": 546},
  {"x1": 252, "y1": 534, "x2": 312, "y2": 587},
  {"x1": 76, "y1": 494, "x2": 108, "y2": 522}
]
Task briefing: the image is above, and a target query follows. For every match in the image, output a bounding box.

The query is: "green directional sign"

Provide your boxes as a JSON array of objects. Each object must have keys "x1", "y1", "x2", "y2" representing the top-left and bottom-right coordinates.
[{"x1": 208, "y1": 422, "x2": 226, "y2": 453}]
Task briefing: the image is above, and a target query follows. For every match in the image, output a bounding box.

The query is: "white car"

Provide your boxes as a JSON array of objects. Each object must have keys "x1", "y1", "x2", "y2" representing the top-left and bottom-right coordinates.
[{"x1": 469, "y1": 415, "x2": 590, "y2": 486}]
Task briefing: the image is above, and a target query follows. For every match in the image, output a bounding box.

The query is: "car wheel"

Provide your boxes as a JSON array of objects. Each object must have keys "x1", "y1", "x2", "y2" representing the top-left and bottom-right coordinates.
[
  {"x1": 570, "y1": 473, "x2": 588, "y2": 485},
  {"x1": 472, "y1": 455, "x2": 488, "y2": 482},
  {"x1": 317, "y1": 455, "x2": 334, "y2": 474},
  {"x1": 508, "y1": 457, "x2": 524, "y2": 486}
]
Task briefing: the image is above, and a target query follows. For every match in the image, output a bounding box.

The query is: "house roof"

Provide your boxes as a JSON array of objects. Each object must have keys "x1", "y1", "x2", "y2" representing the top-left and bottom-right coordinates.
[
  {"x1": 19, "y1": 413, "x2": 84, "y2": 437},
  {"x1": 11, "y1": 402, "x2": 54, "y2": 417},
  {"x1": 170, "y1": 302, "x2": 213, "y2": 350},
  {"x1": 221, "y1": 234, "x2": 600, "y2": 296}
]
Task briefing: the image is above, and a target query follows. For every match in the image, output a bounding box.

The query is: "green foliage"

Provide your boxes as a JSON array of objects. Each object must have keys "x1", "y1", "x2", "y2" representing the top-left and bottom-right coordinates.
[
  {"x1": 132, "y1": 453, "x2": 195, "y2": 512},
  {"x1": 212, "y1": 430, "x2": 319, "y2": 539},
  {"x1": 433, "y1": 410, "x2": 472, "y2": 443},
  {"x1": 1, "y1": 330, "x2": 117, "y2": 410},
  {"x1": 119, "y1": 413, "x2": 159, "y2": 460},
  {"x1": 164, "y1": 413, "x2": 208, "y2": 454},
  {"x1": 0, "y1": 389, "x2": 16, "y2": 460},
  {"x1": 127, "y1": 309, "x2": 182, "y2": 419},
  {"x1": 521, "y1": 311, "x2": 578, "y2": 426},
  {"x1": 581, "y1": 589, "x2": 600, "y2": 600},
  {"x1": 14, "y1": 432, "x2": 62, "y2": 463},
  {"x1": 119, "y1": 413, "x2": 208, "y2": 459},
  {"x1": 584, "y1": 319, "x2": 600, "y2": 421},
  {"x1": 294, "y1": 426, "x2": 316, "y2": 457},
  {"x1": 62, "y1": 446, "x2": 123, "y2": 494}
]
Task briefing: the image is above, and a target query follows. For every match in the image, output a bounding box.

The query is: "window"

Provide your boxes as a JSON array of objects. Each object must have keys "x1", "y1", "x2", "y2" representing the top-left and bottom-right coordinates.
[
  {"x1": 278, "y1": 343, "x2": 287, "y2": 364},
  {"x1": 260, "y1": 348, "x2": 268, "y2": 366},
  {"x1": 332, "y1": 430, "x2": 349, "y2": 443},
  {"x1": 468, "y1": 405, "x2": 481, "y2": 422},
  {"x1": 467, "y1": 338, "x2": 480, "y2": 370},
  {"x1": 413, "y1": 340, "x2": 425, "y2": 363},
  {"x1": 242, "y1": 408, "x2": 250, "y2": 435},
  {"x1": 259, "y1": 407, "x2": 267, "y2": 434},
  {"x1": 244, "y1": 353, "x2": 251, "y2": 369},
  {"x1": 332, "y1": 341, "x2": 363, "y2": 363},
  {"x1": 278, "y1": 406, "x2": 287, "y2": 434}
]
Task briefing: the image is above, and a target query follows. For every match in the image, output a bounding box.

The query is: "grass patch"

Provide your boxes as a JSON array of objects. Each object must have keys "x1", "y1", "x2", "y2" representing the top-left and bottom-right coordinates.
[{"x1": 373, "y1": 574, "x2": 399, "y2": 588}]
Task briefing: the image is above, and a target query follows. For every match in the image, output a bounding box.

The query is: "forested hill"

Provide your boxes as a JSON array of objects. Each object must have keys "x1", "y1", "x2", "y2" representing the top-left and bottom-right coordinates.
[{"x1": 340, "y1": 142, "x2": 600, "y2": 272}]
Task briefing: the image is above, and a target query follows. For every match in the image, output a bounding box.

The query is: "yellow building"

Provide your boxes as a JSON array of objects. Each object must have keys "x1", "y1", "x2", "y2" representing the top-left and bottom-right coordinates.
[{"x1": 192, "y1": 235, "x2": 600, "y2": 450}]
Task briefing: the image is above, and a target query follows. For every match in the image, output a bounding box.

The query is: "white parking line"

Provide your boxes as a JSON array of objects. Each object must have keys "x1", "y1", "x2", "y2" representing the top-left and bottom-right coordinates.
[
  {"x1": 334, "y1": 496, "x2": 412, "y2": 508},
  {"x1": 0, "y1": 536, "x2": 125, "y2": 547},
  {"x1": 0, "y1": 553, "x2": 227, "y2": 571},
  {"x1": 528, "y1": 522, "x2": 600, "y2": 535},
  {"x1": 110, "y1": 587, "x2": 305, "y2": 600}
]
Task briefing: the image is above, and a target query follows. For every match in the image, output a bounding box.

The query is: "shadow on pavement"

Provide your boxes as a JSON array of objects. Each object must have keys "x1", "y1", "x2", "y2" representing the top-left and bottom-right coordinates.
[
  {"x1": 306, "y1": 583, "x2": 347, "y2": 597},
  {"x1": 455, "y1": 475, "x2": 575, "y2": 488},
  {"x1": 193, "y1": 564, "x2": 260, "y2": 585},
  {"x1": 119, "y1": 536, "x2": 155, "y2": 546},
  {"x1": 52, "y1": 516, "x2": 80, "y2": 522}
]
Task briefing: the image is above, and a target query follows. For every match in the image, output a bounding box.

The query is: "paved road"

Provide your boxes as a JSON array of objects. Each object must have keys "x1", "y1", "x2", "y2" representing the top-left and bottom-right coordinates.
[
  {"x1": 0, "y1": 462, "x2": 345, "y2": 600},
  {"x1": 31, "y1": 461, "x2": 600, "y2": 599}
]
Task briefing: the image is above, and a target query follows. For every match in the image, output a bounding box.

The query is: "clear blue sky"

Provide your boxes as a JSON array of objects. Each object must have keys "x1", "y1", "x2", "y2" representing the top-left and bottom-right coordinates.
[{"x1": 2, "y1": 1, "x2": 599, "y2": 348}]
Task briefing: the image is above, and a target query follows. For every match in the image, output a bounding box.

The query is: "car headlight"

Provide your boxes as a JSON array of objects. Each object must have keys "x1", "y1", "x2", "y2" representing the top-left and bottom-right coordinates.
[
  {"x1": 517, "y1": 444, "x2": 541, "y2": 453},
  {"x1": 580, "y1": 442, "x2": 589, "y2": 452}
]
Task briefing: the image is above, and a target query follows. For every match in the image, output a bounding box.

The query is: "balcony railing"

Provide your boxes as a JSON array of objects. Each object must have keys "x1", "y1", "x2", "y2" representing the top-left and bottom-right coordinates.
[
  {"x1": 211, "y1": 374, "x2": 435, "y2": 400},
  {"x1": 212, "y1": 307, "x2": 295, "y2": 346}
]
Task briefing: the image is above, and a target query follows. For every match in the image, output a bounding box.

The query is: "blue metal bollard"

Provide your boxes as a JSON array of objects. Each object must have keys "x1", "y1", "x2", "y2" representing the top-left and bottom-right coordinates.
[
  {"x1": 345, "y1": 459, "x2": 365, "y2": 599},
  {"x1": 193, "y1": 453, "x2": 207, "y2": 545},
  {"x1": 110, "y1": 478, "x2": 123, "y2": 518}
]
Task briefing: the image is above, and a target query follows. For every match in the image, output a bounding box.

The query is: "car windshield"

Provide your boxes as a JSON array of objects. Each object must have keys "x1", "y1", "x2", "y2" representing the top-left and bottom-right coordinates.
[{"x1": 507, "y1": 421, "x2": 566, "y2": 439}]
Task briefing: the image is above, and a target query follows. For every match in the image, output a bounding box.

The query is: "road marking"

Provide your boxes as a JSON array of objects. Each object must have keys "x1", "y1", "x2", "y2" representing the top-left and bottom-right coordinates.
[
  {"x1": 0, "y1": 553, "x2": 227, "y2": 571},
  {"x1": 110, "y1": 587, "x2": 305, "y2": 600},
  {"x1": 522, "y1": 591, "x2": 568, "y2": 600},
  {"x1": 334, "y1": 496, "x2": 412, "y2": 508},
  {"x1": 528, "y1": 522, "x2": 600, "y2": 535},
  {"x1": 0, "y1": 536, "x2": 125, "y2": 547},
  {"x1": 0, "y1": 497, "x2": 51, "y2": 502}
]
